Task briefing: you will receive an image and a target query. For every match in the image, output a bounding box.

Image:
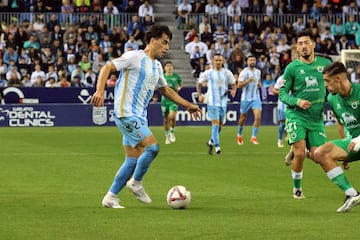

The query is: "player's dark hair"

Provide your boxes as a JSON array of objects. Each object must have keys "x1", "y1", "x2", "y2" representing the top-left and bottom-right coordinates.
[
  {"x1": 322, "y1": 61, "x2": 347, "y2": 76},
  {"x1": 296, "y1": 29, "x2": 314, "y2": 41},
  {"x1": 144, "y1": 25, "x2": 172, "y2": 44},
  {"x1": 164, "y1": 61, "x2": 173, "y2": 66}
]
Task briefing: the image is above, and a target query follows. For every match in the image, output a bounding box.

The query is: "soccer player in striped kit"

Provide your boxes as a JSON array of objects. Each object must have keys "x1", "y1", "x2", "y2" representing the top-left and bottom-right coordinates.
[
  {"x1": 91, "y1": 25, "x2": 201, "y2": 208},
  {"x1": 237, "y1": 55, "x2": 262, "y2": 145}
]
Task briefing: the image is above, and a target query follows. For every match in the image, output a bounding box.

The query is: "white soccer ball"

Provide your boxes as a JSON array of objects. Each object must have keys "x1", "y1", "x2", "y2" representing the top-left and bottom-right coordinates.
[{"x1": 166, "y1": 185, "x2": 191, "y2": 209}]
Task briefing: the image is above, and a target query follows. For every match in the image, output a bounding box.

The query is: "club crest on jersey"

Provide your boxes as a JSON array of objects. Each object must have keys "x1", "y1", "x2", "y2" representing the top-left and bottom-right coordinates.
[
  {"x1": 351, "y1": 101, "x2": 358, "y2": 109},
  {"x1": 93, "y1": 106, "x2": 107, "y2": 125},
  {"x1": 299, "y1": 69, "x2": 305, "y2": 74},
  {"x1": 317, "y1": 66, "x2": 324, "y2": 72},
  {"x1": 341, "y1": 112, "x2": 357, "y2": 125}
]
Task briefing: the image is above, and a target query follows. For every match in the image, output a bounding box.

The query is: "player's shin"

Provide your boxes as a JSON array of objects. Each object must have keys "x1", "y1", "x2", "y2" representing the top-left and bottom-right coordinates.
[{"x1": 133, "y1": 144, "x2": 159, "y2": 181}]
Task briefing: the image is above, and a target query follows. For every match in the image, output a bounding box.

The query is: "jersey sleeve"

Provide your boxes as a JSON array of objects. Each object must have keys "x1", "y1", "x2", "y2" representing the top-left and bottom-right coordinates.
[
  {"x1": 198, "y1": 70, "x2": 209, "y2": 83},
  {"x1": 226, "y1": 69, "x2": 236, "y2": 84},
  {"x1": 238, "y1": 69, "x2": 246, "y2": 82},
  {"x1": 279, "y1": 65, "x2": 300, "y2": 107},
  {"x1": 156, "y1": 61, "x2": 167, "y2": 88},
  {"x1": 111, "y1": 51, "x2": 136, "y2": 71}
]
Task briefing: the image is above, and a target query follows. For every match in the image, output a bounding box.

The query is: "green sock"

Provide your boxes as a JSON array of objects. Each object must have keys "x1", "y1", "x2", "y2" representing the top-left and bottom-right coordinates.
[
  {"x1": 327, "y1": 166, "x2": 352, "y2": 192},
  {"x1": 291, "y1": 170, "x2": 302, "y2": 189}
]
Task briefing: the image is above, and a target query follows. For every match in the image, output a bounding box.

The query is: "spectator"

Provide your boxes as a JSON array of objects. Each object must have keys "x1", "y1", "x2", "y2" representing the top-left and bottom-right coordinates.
[
  {"x1": 292, "y1": 17, "x2": 305, "y2": 34},
  {"x1": 6, "y1": 64, "x2": 22, "y2": 86},
  {"x1": 213, "y1": 25, "x2": 227, "y2": 43},
  {"x1": 185, "y1": 35, "x2": 208, "y2": 60},
  {"x1": 251, "y1": 37, "x2": 267, "y2": 58},
  {"x1": 138, "y1": 0, "x2": 154, "y2": 21},
  {"x1": 276, "y1": 36, "x2": 291, "y2": 54},
  {"x1": 199, "y1": 16, "x2": 211, "y2": 34},
  {"x1": 71, "y1": 65, "x2": 85, "y2": 84},
  {"x1": 59, "y1": 75, "x2": 71, "y2": 87},
  {"x1": 45, "y1": 64, "x2": 58, "y2": 82},
  {"x1": 45, "y1": 77, "x2": 58, "y2": 88},
  {"x1": 192, "y1": 0, "x2": 205, "y2": 13},
  {"x1": 124, "y1": 35, "x2": 139, "y2": 52},
  {"x1": 103, "y1": 0, "x2": 119, "y2": 14},
  {"x1": 124, "y1": 0, "x2": 139, "y2": 13},
  {"x1": 185, "y1": 27, "x2": 199, "y2": 44},
  {"x1": 344, "y1": 15, "x2": 360, "y2": 42},
  {"x1": 78, "y1": 54, "x2": 91, "y2": 72},
  {"x1": 75, "y1": 0, "x2": 91, "y2": 12},
  {"x1": 317, "y1": 15, "x2": 331, "y2": 34},
  {"x1": 3, "y1": 46, "x2": 18, "y2": 65},
  {"x1": 227, "y1": 1, "x2": 242, "y2": 22},
  {"x1": 30, "y1": 64, "x2": 46, "y2": 85},
  {"x1": 336, "y1": 35, "x2": 351, "y2": 54},
  {"x1": 143, "y1": 15, "x2": 155, "y2": 32},
  {"x1": 205, "y1": 0, "x2": 219, "y2": 17},
  {"x1": 343, "y1": 1, "x2": 358, "y2": 15},
  {"x1": 177, "y1": 0, "x2": 192, "y2": 29},
  {"x1": 243, "y1": 15, "x2": 258, "y2": 35},
  {"x1": 127, "y1": 15, "x2": 144, "y2": 36},
  {"x1": 41, "y1": 47, "x2": 55, "y2": 69},
  {"x1": 14, "y1": 25, "x2": 29, "y2": 51},
  {"x1": 83, "y1": 68, "x2": 96, "y2": 87},
  {"x1": 21, "y1": 74, "x2": 32, "y2": 87},
  {"x1": 331, "y1": 17, "x2": 346, "y2": 43},
  {"x1": 200, "y1": 25, "x2": 213, "y2": 45},
  {"x1": 91, "y1": 0, "x2": 103, "y2": 12}
]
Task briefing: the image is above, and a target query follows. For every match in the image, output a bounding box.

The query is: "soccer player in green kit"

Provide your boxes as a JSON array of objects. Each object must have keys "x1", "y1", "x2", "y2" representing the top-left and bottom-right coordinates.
[
  {"x1": 279, "y1": 30, "x2": 331, "y2": 199},
  {"x1": 313, "y1": 61, "x2": 360, "y2": 212},
  {"x1": 161, "y1": 61, "x2": 183, "y2": 144}
]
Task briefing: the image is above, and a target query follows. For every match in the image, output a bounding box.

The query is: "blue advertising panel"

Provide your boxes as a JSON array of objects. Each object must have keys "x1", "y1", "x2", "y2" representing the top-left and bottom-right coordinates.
[{"x1": 0, "y1": 103, "x2": 337, "y2": 127}]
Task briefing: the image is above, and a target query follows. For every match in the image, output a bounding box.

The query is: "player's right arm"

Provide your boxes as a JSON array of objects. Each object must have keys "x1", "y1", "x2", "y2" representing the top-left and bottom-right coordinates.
[
  {"x1": 90, "y1": 61, "x2": 117, "y2": 107},
  {"x1": 196, "y1": 70, "x2": 208, "y2": 103}
]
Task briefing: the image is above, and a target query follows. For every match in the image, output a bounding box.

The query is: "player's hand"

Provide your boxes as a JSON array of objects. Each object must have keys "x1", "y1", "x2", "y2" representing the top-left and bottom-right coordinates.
[
  {"x1": 187, "y1": 104, "x2": 202, "y2": 120},
  {"x1": 230, "y1": 89, "x2": 236, "y2": 98},
  {"x1": 248, "y1": 77, "x2": 254, "y2": 82},
  {"x1": 348, "y1": 135, "x2": 360, "y2": 152},
  {"x1": 90, "y1": 91, "x2": 105, "y2": 107},
  {"x1": 298, "y1": 99, "x2": 311, "y2": 110}
]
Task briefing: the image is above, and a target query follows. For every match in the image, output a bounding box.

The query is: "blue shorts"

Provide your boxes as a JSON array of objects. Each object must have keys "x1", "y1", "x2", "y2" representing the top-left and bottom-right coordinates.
[
  {"x1": 240, "y1": 99, "x2": 262, "y2": 114},
  {"x1": 207, "y1": 105, "x2": 226, "y2": 122},
  {"x1": 114, "y1": 116, "x2": 152, "y2": 148}
]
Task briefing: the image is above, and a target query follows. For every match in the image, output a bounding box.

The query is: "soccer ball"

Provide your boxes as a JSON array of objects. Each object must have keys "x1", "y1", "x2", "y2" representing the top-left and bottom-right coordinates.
[{"x1": 166, "y1": 185, "x2": 191, "y2": 209}]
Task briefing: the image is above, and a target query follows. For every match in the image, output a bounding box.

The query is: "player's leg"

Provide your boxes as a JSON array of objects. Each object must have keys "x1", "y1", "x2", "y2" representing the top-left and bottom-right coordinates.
[
  {"x1": 250, "y1": 104, "x2": 262, "y2": 144},
  {"x1": 207, "y1": 105, "x2": 221, "y2": 155},
  {"x1": 168, "y1": 103, "x2": 178, "y2": 142},
  {"x1": 161, "y1": 104, "x2": 171, "y2": 144},
  {"x1": 115, "y1": 116, "x2": 157, "y2": 204},
  {"x1": 237, "y1": 101, "x2": 249, "y2": 145},
  {"x1": 313, "y1": 139, "x2": 360, "y2": 212},
  {"x1": 286, "y1": 119, "x2": 307, "y2": 199},
  {"x1": 277, "y1": 105, "x2": 286, "y2": 147}
]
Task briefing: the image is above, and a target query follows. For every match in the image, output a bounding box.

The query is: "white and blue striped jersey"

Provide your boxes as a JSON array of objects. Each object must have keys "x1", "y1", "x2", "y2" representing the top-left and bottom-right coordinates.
[
  {"x1": 238, "y1": 67, "x2": 261, "y2": 101},
  {"x1": 112, "y1": 50, "x2": 167, "y2": 119},
  {"x1": 274, "y1": 75, "x2": 285, "y2": 112},
  {"x1": 198, "y1": 68, "x2": 235, "y2": 107}
]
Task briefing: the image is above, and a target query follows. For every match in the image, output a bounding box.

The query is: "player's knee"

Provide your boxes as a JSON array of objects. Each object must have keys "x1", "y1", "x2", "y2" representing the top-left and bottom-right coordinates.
[
  {"x1": 313, "y1": 145, "x2": 329, "y2": 164},
  {"x1": 145, "y1": 143, "x2": 160, "y2": 158}
]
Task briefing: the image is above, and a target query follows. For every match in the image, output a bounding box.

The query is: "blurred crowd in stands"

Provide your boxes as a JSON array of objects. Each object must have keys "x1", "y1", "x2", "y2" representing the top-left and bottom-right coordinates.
[{"x1": 0, "y1": 0, "x2": 360, "y2": 90}]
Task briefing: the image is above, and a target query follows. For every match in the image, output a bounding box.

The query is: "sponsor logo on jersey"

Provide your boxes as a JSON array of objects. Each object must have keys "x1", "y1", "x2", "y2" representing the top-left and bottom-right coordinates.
[{"x1": 341, "y1": 112, "x2": 358, "y2": 125}]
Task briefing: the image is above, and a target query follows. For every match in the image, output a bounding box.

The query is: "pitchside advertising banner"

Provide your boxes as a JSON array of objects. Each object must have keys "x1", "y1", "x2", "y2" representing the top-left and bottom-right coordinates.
[{"x1": 0, "y1": 87, "x2": 336, "y2": 127}]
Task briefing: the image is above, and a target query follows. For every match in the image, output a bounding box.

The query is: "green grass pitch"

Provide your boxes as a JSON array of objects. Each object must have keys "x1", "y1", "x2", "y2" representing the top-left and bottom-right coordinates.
[{"x1": 1, "y1": 125, "x2": 360, "y2": 240}]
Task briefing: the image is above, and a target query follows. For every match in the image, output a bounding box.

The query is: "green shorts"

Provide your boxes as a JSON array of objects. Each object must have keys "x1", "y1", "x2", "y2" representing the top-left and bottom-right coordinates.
[
  {"x1": 161, "y1": 102, "x2": 178, "y2": 116},
  {"x1": 285, "y1": 117, "x2": 326, "y2": 147},
  {"x1": 331, "y1": 138, "x2": 360, "y2": 162}
]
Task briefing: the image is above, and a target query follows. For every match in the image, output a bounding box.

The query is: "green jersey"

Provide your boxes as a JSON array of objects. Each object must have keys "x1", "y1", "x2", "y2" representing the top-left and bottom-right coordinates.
[
  {"x1": 279, "y1": 56, "x2": 331, "y2": 121},
  {"x1": 328, "y1": 84, "x2": 360, "y2": 138},
  {"x1": 161, "y1": 72, "x2": 183, "y2": 105}
]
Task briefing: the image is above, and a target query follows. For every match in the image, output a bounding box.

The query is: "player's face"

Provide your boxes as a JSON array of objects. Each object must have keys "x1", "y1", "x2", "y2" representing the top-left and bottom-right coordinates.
[
  {"x1": 323, "y1": 73, "x2": 339, "y2": 95},
  {"x1": 165, "y1": 63, "x2": 173, "y2": 74},
  {"x1": 296, "y1": 36, "x2": 315, "y2": 59},
  {"x1": 247, "y1": 57, "x2": 256, "y2": 68},
  {"x1": 213, "y1": 55, "x2": 223, "y2": 70},
  {"x1": 152, "y1": 33, "x2": 170, "y2": 58}
]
